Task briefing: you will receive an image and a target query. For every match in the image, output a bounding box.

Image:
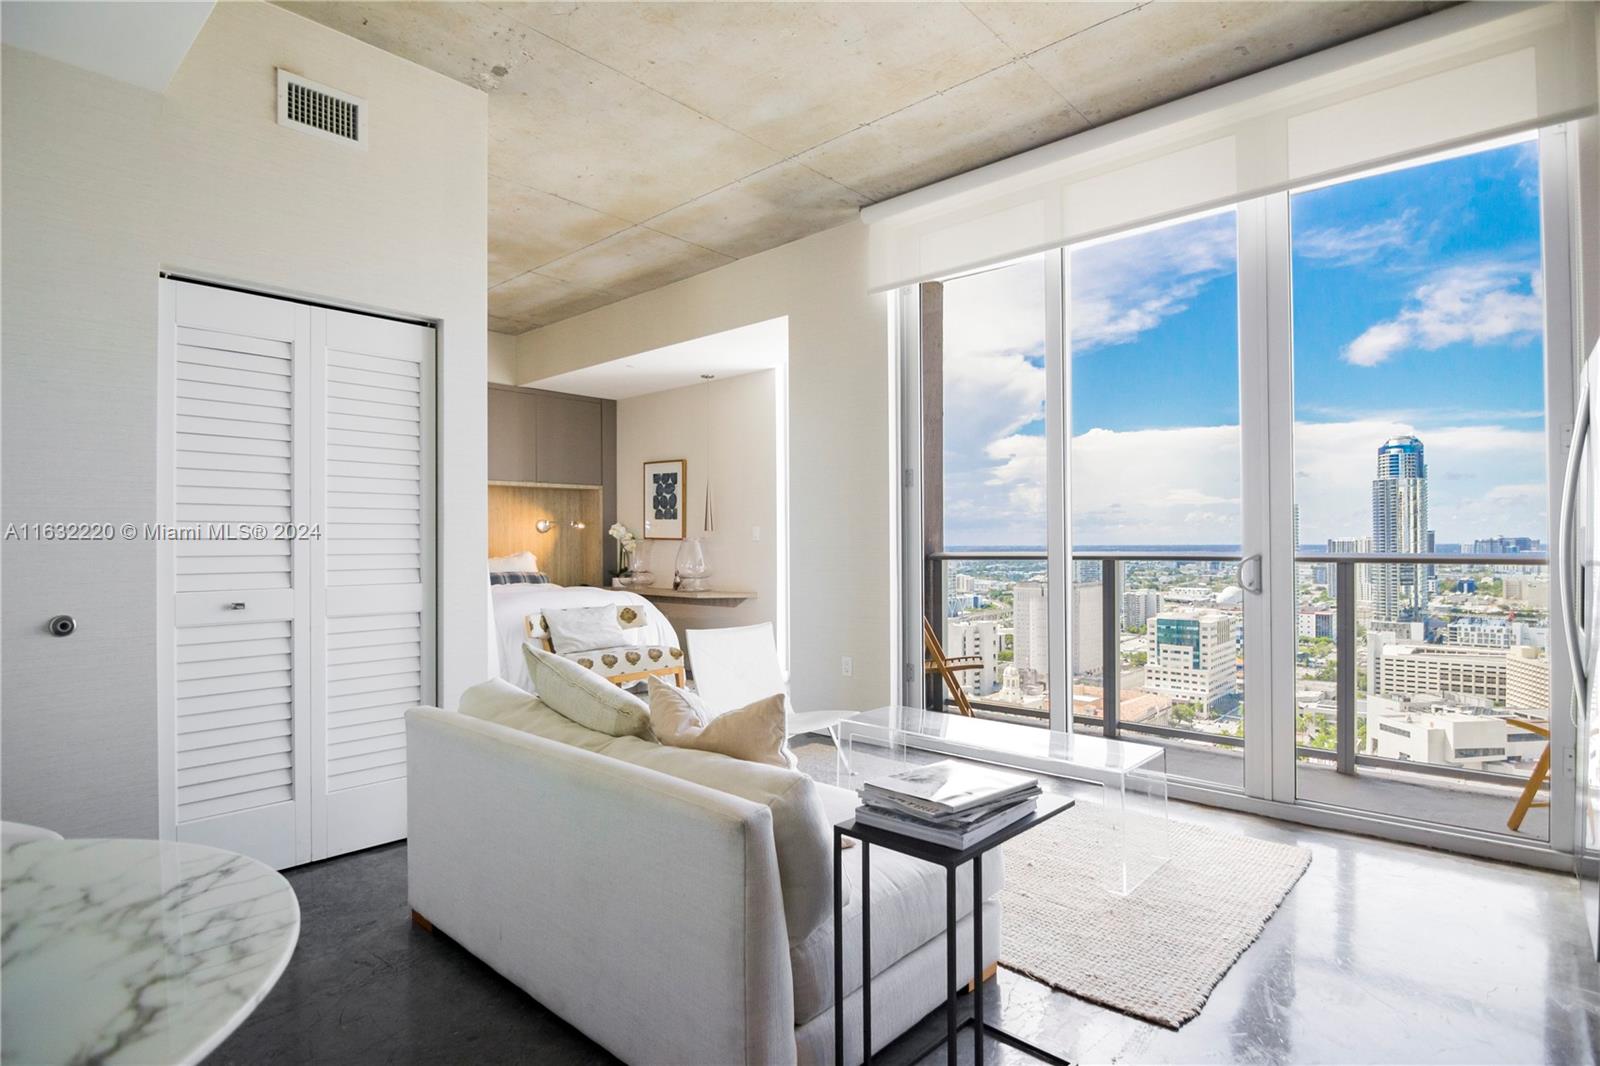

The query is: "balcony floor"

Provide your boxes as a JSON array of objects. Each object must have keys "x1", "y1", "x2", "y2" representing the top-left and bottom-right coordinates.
[{"x1": 1144, "y1": 737, "x2": 1551, "y2": 842}]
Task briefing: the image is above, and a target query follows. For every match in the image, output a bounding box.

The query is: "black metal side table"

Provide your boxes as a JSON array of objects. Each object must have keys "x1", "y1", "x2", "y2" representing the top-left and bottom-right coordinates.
[{"x1": 832, "y1": 794, "x2": 1075, "y2": 1066}]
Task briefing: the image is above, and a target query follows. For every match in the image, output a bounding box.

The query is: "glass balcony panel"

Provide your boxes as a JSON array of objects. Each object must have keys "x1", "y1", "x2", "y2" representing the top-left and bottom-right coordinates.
[
  {"x1": 935, "y1": 557, "x2": 1050, "y2": 723},
  {"x1": 1293, "y1": 558, "x2": 1551, "y2": 842}
]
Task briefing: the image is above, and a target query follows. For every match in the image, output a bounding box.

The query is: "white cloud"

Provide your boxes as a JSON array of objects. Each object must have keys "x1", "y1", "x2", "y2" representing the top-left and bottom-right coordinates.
[
  {"x1": 940, "y1": 260, "x2": 1050, "y2": 545},
  {"x1": 1292, "y1": 419, "x2": 1546, "y2": 546},
  {"x1": 1295, "y1": 211, "x2": 1415, "y2": 265},
  {"x1": 1071, "y1": 213, "x2": 1236, "y2": 351},
  {"x1": 1342, "y1": 262, "x2": 1542, "y2": 367},
  {"x1": 1071, "y1": 425, "x2": 1242, "y2": 545}
]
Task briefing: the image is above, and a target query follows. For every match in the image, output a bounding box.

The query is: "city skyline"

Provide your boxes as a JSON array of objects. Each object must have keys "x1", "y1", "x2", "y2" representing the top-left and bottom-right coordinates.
[{"x1": 942, "y1": 136, "x2": 1547, "y2": 549}]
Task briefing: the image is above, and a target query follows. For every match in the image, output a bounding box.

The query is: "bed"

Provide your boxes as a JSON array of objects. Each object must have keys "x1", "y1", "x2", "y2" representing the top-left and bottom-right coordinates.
[{"x1": 492, "y1": 581, "x2": 680, "y2": 693}]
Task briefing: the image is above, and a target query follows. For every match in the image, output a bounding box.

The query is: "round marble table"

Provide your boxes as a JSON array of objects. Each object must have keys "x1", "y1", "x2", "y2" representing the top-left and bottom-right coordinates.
[{"x1": 1, "y1": 838, "x2": 300, "y2": 1065}]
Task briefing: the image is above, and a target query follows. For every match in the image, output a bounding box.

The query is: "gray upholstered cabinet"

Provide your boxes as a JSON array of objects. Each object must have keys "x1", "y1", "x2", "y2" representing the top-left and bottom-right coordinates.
[
  {"x1": 487, "y1": 385, "x2": 538, "y2": 483},
  {"x1": 487, "y1": 384, "x2": 608, "y2": 488},
  {"x1": 534, "y1": 393, "x2": 604, "y2": 486}
]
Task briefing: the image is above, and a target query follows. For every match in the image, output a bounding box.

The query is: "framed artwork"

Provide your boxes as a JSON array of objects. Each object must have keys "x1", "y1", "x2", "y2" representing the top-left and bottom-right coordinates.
[{"x1": 643, "y1": 459, "x2": 686, "y2": 540}]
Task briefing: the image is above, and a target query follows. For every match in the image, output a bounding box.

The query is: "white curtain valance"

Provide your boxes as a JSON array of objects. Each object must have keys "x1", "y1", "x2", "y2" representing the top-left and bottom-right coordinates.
[{"x1": 863, "y1": 2, "x2": 1596, "y2": 291}]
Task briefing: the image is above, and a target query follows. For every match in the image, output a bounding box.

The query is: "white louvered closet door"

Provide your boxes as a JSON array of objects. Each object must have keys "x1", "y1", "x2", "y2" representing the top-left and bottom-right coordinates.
[
  {"x1": 164, "y1": 282, "x2": 313, "y2": 869},
  {"x1": 311, "y1": 308, "x2": 435, "y2": 858},
  {"x1": 161, "y1": 280, "x2": 435, "y2": 870}
]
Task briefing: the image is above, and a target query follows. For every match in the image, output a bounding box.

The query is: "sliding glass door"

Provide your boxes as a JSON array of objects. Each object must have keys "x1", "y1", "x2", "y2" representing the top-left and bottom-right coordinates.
[
  {"x1": 1287, "y1": 135, "x2": 1557, "y2": 841},
  {"x1": 1067, "y1": 210, "x2": 1249, "y2": 790},
  {"x1": 904, "y1": 125, "x2": 1576, "y2": 857}
]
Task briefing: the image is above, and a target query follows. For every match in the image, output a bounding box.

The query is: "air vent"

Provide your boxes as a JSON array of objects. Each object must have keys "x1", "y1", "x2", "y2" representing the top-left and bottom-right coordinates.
[{"x1": 277, "y1": 70, "x2": 366, "y2": 148}]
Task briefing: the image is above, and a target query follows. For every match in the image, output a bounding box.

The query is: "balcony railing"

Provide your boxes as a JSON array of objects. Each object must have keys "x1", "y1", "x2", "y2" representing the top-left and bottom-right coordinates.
[
  {"x1": 925, "y1": 549, "x2": 1553, "y2": 795},
  {"x1": 1295, "y1": 551, "x2": 1550, "y2": 789}
]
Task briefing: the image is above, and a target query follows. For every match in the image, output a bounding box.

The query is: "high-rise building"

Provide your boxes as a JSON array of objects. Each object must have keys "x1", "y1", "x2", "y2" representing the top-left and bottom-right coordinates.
[
  {"x1": 1502, "y1": 574, "x2": 1550, "y2": 608},
  {"x1": 1473, "y1": 535, "x2": 1538, "y2": 555},
  {"x1": 944, "y1": 617, "x2": 1007, "y2": 698},
  {"x1": 1011, "y1": 580, "x2": 1049, "y2": 685},
  {"x1": 1145, "y1": 609, "x2": 1236, "y2": 708},
  {"x1": 1370, "y1": 435, "x2": 1430, "y2": 621},
  {"x1": 1072, "y1": 581, "x2": 1102, "y2": 676},
  {"x1": 1122, "y1": 588, "x2": 1160, "y2": 629}
]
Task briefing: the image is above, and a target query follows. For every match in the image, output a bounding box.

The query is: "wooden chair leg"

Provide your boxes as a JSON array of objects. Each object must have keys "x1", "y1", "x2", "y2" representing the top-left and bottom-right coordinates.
[
  {"x1": 965, "y1": 961, "x2": 998, "y2": 993},
  {"x1": 1507, "y1": 743, "x2": 1552, "y2": 832},
  {"x1": 411, "y1": 909, "x2": 434, "y2": 934}
]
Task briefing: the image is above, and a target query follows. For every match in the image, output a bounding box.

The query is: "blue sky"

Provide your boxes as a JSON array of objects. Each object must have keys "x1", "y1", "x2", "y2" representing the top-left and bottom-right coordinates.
[{"x1": 943, "y1": 137, "x2": 1547, "y2": 549}]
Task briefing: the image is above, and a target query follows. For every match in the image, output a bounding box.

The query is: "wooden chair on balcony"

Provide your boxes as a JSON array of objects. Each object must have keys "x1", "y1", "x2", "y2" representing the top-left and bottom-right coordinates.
[
  {"x1": 922, "y1": 617, "x2": 983, "y2": 717},
  {"x1": 1505, "y1": 717, "x2": 1551, "y2": 833}
]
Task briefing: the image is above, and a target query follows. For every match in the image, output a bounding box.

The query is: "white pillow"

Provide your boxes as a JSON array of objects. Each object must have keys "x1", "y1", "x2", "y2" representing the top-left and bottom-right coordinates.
[
  {"x1": 542, "y1": 605, "x2": 626, "y2": 655},
  {"x1": 522, "y1": 643, "x2": 654, "y2": 739},
  {"x1": 489, "y1": 550, "x2": 538, "y2": 574}
]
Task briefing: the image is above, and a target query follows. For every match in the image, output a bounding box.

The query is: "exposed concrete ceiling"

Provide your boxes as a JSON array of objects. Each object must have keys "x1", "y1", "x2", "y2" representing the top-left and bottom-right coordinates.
[{"x1": 278, "y1": 1, "x2": 1445, "y2": 335}]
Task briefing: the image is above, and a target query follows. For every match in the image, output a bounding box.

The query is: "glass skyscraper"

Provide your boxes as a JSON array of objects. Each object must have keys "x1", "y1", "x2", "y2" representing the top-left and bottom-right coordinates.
[{"x1": 1371, "y1": 435, "x2": 1430, "y2": 621}]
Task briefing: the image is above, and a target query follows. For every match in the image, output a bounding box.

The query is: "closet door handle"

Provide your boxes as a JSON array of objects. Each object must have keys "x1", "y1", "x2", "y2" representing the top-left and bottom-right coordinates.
[{"x1": 225, "y1": 602, "x2": 247, "y2": 611}]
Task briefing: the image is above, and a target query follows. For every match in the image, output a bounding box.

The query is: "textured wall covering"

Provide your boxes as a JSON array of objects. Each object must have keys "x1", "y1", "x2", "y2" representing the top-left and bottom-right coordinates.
[
  {"x1": 519, "y1": 221, "x2": 895, "y2": 716},
  {"x1": 1, "y1": 1, "x2": 488, "y2": 836}
]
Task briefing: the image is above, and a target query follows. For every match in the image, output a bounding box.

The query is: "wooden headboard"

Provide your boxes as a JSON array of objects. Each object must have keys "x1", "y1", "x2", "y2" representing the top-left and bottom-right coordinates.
[{"x1": 488, "y1": 483, "x2": 603, "y2": 587}]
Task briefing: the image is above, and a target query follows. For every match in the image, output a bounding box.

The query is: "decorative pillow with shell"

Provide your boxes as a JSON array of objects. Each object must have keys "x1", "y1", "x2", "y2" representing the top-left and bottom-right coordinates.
[{"x1": 569, "y1": 644, "x2": 686, "y2": 683}]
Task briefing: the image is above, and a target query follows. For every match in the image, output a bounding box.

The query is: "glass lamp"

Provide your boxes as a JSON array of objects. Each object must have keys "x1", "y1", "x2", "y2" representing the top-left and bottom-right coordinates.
[{"x1": 674, "y1": 538, "x2": 711, "y2": 591}]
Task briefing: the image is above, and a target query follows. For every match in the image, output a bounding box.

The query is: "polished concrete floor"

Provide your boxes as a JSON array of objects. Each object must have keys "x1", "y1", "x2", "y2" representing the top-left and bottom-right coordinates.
[{"x1": 214, "y1": 765, "x2": 1600, "y2": 1065}]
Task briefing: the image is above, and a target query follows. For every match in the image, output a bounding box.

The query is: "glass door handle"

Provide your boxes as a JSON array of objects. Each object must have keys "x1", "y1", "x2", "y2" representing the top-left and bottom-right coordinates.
[{"x1": 1235, "y1": 554, "x2": 1263, "y2": 594}]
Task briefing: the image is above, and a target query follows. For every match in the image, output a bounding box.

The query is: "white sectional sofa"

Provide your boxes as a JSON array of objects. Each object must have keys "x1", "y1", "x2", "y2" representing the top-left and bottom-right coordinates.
[{"x1": 406, "y1": 680, "x2": 1002, "y2": 1066}]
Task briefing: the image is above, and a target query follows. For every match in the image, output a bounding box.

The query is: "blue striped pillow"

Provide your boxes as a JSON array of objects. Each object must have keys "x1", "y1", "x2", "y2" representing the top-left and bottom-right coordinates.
[{"x1": 489, "y1": 571, "x2": 549, "y2": 586}]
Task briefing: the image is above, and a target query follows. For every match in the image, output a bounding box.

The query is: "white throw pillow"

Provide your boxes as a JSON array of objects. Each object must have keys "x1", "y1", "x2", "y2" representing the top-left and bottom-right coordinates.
[
  {"x1": 489, "y1": 550, "x2": 538, "y2": 573},
  {"x1": 523, "y1": 643, "x2": 655, "y2": 739},
  {"x1": 542, "y1": 605, "x2": 627, "y2": 656},
  {"x1": 647, "y1": 677, "x2": 796, "y2": 769}
]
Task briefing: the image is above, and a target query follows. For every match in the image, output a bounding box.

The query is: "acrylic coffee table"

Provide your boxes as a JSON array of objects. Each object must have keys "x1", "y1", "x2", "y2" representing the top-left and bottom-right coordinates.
[{"x1": 836, "y1": 705, "x2": 1171, "y2": 895}]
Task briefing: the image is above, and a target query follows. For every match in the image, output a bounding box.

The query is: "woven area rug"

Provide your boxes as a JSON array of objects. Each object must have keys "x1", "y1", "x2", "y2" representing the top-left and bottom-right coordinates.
[{"x1": 999, "y1": 803, "x2": 1310, "y2": 1029}]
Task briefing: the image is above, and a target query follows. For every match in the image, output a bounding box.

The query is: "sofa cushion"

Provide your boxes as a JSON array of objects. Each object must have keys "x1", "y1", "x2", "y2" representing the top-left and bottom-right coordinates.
[
  {"x1": 788, "y1": 782, "x2": 1004, "y2": 1025},
  {"x1": 597, "y1": 733, "x2": 846, "y2": 944},
  {"x1": 523, "y1": 643, "x2": 655, "y2": 740},
  {"x1": 648, "y1": 677, "x2": 795, "y2": 769},
  {"x1": 457, "y1": 677, "x2": 617, "y2": 753}
]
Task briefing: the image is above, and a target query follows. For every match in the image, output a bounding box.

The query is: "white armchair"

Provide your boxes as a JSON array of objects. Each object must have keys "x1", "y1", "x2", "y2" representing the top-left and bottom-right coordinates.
[{"x1": 686, "y1": 623, "x2": 854, "y2": 765}]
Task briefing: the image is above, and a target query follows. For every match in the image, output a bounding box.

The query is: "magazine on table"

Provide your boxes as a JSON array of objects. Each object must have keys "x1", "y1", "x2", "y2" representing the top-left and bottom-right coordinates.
[
  {"x1": 860, "y1": 760, "x2": 1040, "y2": 819},
  {"x1": 853, "y1": 795, "x2": 1037, "y2": 849}
]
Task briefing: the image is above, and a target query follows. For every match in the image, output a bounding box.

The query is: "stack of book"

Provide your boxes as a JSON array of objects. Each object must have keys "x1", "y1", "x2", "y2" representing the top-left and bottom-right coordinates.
[{"x1": 854, "y1": 760, "x2": 1042, "y2": 849}]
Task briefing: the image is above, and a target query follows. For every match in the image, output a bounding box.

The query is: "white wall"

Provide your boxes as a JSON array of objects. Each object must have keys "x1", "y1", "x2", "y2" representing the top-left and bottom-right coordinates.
[
  {"x1": 488, "y1": 330, "x2": 519, "y2": 385},
  {"x1": 520, "y1": 221, "x2": 894, "y2": 713},
  {"x1": 1, "y1": 1, "x2": 488, "y2": 837},
  {"x1": 617, "y1": 371, "x2": 782, "y2": 651}
]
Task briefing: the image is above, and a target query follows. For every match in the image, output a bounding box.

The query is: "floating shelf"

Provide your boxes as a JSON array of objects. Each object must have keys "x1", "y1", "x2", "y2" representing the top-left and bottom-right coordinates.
[{"x1": 621, "y1": 584, "x2": 755, "y2": 606}]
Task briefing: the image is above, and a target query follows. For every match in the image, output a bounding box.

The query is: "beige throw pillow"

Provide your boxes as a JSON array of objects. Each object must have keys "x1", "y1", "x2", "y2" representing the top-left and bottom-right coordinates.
[
  {"x1": 523, "y1": 643, "x2": 655, "y2": 740},
  {"x1": 647, "y1": 676, "x2": 795, "y2": 769}
]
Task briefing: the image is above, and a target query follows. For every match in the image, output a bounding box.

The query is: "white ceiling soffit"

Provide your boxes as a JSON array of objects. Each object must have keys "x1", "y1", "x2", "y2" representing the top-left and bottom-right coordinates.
[
  {"x1": 2, "y1": 1, "x2": 215, "y2": 93},
  {"x1": 527, "y1": 318, "x2": 787, "y2": 401}
]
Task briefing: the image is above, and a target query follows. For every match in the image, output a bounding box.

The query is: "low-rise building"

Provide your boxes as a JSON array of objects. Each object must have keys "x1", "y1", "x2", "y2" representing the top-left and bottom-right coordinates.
[
  {"x1": 1505, "y1": 645, "x2": 1550, "y2": 712},
  {"x1": 1367, "y1": 633, "x2": 1507, "y2": 702}
]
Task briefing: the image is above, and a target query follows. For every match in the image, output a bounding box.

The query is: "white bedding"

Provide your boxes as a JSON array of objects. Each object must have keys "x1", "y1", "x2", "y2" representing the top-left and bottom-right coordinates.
[{"x1": 492, "y1": 582, "x2": 680, "y2": 693}]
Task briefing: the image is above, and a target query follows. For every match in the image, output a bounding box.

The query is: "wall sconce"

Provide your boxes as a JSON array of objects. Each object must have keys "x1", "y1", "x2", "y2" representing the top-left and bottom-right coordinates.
[{"x1": 535, "y1": 519, "x2": 554, "y2": 534}]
